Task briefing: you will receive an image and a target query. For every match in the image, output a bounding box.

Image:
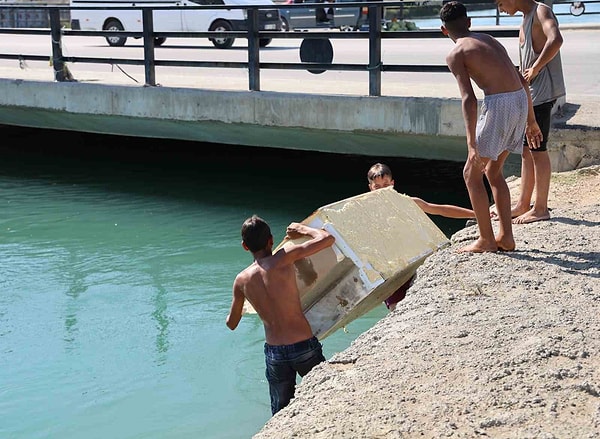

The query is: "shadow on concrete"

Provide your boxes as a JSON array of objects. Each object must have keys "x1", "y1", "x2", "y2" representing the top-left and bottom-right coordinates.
[{"x1": 553, "y1": 101, "x2": 581, "y2": 128}]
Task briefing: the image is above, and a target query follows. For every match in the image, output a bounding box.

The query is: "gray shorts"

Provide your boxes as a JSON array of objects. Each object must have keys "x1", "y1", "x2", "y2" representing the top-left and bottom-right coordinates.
[{"x1": 476, "y1": 88, "x2": 527, "y2": 160}]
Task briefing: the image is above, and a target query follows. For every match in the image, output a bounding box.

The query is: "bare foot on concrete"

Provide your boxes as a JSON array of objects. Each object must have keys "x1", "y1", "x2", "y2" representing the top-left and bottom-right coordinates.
[
  {"x1": 512, "y1": 208, "x2": 551, "y2": 224},
  {"x1": 496, "y1": 238, "x2": 516, "y2": 252},
  {"x1": 490, "y1": 205, "x2": 530, "y2": 221},
  {"x1": 458, "y1": 239, "x2": 498, "y2": 253}
]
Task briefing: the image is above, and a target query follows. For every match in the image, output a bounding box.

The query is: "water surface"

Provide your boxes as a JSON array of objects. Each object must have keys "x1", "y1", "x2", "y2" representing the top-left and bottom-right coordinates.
[{"x1": 0, "y1": 126, "x2": 470, "y2": 438}]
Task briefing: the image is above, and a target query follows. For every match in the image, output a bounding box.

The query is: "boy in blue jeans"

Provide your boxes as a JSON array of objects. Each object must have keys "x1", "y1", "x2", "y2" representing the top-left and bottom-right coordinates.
[{"x1": 226, "y1": 215, "x2": 335, "y2": 415}]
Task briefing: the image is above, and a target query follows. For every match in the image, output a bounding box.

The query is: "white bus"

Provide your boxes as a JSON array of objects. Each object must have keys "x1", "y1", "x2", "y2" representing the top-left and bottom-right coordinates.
[{"x1": 70, "y1": 0, "x2": 282, "y2": 49}]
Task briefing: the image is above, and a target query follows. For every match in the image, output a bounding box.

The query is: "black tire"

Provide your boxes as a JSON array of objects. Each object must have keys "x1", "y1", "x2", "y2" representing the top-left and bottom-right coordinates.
[
  {"x1": 132, "y1": 36, "x2": 167, "y2": 46},
  {"x1": 209, "y1": 20, "x2": 234, "y2": 49},
  {"x1": 259, "y1": 38, "x2": 272, "y2": 47},
  {"x1": 104, "y1": 19, "x2": 127, "y2": 47},
  {"x1": 280, "y1": 17, "x2": 290, "y2": 32}
]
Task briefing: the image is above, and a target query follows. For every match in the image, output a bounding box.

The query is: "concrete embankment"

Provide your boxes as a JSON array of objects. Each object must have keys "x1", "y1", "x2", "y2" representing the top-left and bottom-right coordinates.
[
  {"x1": 0, "y1": 79, "x2": 470, "y2": 163},
  {"x1": 253, "y1": 165, "x2": 600, "y2": 438},
  {"x1": 549, "y1": 99, "x2": 600, "y2": 171},
  {"x1": 0, "y1": 27, "x2": 599, "y2": 173},
  {"x1": 0, "y1": 77, "x2": 598, "y2": 174}
]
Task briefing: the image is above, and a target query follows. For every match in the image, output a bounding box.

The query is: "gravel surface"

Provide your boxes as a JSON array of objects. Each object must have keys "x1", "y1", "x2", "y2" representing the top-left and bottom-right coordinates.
[{"x1": 254, "y1": 166, "x2": 600, "y2": 439}]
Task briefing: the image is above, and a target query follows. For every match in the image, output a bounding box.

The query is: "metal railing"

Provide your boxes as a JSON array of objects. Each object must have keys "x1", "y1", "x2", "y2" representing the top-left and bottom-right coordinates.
[{"x1": 0, "y1": 1, "x2": 594, "y2": 95}]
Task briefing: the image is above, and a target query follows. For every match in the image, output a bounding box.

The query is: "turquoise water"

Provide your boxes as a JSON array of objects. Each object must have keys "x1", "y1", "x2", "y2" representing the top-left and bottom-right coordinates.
[
  {"x1": 0, "y1": 127, "x2": 470, "y2": 439},
  {"x1": 412, "y1": 2, "x2": 600, "y2": 28}
]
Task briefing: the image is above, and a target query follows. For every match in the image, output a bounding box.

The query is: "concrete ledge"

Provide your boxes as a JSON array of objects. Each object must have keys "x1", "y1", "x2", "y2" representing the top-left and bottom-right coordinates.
[
  {"x1": 0, "y1": 78, "x2": 471, "y2": 162},
  {"x1": 0, "y1": 77, "x2": 596, "y2": 175},
  {"x1": 549, "y1": 127, "x2": 600, "y2": 171},
  {"x1": 0, "y1": 78, "x2": 465, "y2": 134},
  {"x1": 549, "y1": 100, "x2": 600, "y2": 172}
]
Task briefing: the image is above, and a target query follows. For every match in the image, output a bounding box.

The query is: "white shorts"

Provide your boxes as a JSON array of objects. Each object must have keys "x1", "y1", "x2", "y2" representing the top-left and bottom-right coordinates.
[{"x1": 476, "y1": 88, "x2": 527, "y2": 160}]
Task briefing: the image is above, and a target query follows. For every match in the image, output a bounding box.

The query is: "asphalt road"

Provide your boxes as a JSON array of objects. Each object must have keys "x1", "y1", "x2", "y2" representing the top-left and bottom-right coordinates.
[{"x1": 0, "y1": 25, "x2": 598, "y2": 101}]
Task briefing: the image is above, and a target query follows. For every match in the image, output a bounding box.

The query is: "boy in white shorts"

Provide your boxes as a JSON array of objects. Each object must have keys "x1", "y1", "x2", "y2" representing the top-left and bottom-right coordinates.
[{"x1": 441, "y1": 1, "x2": 542, "y2": 253}]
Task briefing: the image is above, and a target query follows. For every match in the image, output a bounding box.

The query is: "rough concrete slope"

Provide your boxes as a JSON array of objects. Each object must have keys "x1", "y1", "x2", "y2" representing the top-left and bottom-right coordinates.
[{"x1": 254, "y1": 166, "x2": 600, "y2": 439}]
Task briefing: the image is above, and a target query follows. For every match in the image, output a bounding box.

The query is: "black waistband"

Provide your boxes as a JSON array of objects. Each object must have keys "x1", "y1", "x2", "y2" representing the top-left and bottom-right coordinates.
[{"x1": 265, "y1": 336, "x2": 318, "y2": 351}]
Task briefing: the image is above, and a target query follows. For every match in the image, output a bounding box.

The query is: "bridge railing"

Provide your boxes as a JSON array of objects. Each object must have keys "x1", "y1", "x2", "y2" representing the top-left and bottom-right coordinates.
[{"x1": 0, "y1": 1, "x2": 594, "y2": 95}]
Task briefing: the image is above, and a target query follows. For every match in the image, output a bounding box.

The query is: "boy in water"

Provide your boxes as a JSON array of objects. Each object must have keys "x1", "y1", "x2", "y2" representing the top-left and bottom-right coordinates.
[
  {"x1": 367, "y1": 162, "x2": 475, "y2": 310},
  {"x1": 226, "y1": 215, "x2": 335, "y2": 415},
  {"x1": 440, "y1": 1, "x2": 542, "y2": 252},
  {"x1": 494, "y1": 0, "x2": 566, "y2": 224},
  {"x1": 368, "y1": 162, "x2": 475, "y2": 219}
]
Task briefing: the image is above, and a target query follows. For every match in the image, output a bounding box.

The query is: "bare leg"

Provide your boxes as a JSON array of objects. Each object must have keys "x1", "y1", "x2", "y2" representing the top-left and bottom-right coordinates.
[
  {"x1": 460, "y1": 157, "x2": 498, "y2": 253},
  {"x1": 513, "y1": 149, "x2": 535, "y2": 216},
  {"x1": 490, "y1": 150, "x2": 536, "y2": 221},
  {"x1": 513, "y1": 150, "x2": 551, "y2": 224},
  {"x1": 486, "y1": 151, "x2": 515, "y2": 251},
  {"x1": 490, "y1": 148, "x2": 534, "y2": 220}
]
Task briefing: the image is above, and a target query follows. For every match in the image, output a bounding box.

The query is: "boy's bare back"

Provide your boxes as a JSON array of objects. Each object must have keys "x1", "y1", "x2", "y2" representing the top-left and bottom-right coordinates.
[
  {"x1": 447, "y1": 32, "x2": 522, "y2": 96},
  {"x1": 227, "y1": 220, "x2": 335, "y2": 346},
  {"x1": 234, "y1": 251, "x2": 314, "y2": 346}
]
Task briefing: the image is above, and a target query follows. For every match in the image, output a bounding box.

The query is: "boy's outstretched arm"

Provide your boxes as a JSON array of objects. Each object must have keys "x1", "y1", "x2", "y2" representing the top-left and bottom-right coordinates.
[{"x1": 412, "y1": 197, "x2": 475, "y2": 219}]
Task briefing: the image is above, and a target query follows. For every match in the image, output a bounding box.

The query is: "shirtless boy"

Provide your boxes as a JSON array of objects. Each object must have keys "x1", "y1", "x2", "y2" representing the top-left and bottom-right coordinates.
[
  {"x1": 494, "y1": 0, "x2": 566, "y2": 224},
  {"x1": 226, "y1": 215, "x2": 335, "y2": 415},
  {"x1": 440, "y1": 1, "x2": 542, "y2": 252},
  {"x1": 367, "y1": 162, "x2": 476, "y2": 309},
  {"x1": 368, "y1": 162, "x2": 475, "y2": 220}
]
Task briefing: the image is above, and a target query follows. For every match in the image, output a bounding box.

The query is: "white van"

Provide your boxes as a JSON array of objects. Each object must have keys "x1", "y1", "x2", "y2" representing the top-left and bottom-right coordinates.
[{"x1": 70, "y1": 0, "x2": 281, "y2": 49}]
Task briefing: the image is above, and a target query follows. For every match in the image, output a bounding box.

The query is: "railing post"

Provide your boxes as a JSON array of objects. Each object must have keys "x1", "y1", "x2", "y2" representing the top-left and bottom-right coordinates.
[
  {"x1": 49, "y1": 8, "x2": 68, "y2": 82},
  {"x1": 247, "y1": 8, "x2": 260, "y2": 91},
  {"x1": 142, "y1": 8, "x2": 157, "y2": 86},
  {"x1": 368, "y1": 5, "x2": 382, "y2": 97}
]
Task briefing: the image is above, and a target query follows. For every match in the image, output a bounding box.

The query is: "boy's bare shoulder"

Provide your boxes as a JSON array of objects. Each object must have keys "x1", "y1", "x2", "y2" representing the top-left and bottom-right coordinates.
[
  {"x1": 445, "y1": 42, "x2": 463, "y2": 61},
  {"x1": 235, "y1": 263, "x2": 257, "y2": 282},
  {"x1": 536, "y1": 1, "x2": 554, "y2": 14}
]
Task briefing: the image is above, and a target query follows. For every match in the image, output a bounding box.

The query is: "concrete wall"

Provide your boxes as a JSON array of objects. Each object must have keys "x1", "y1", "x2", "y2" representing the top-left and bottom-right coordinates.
[
  {"x1": 0, "y1": 77, "x2": 597, "y2": 174},
  {"x1": 0, "y1": 77, "x2": 473, "y2": 162}
]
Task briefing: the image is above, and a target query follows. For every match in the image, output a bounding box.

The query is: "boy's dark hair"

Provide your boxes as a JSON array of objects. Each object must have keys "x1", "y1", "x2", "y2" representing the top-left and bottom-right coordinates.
[
  {"x1": 241, "y1": 215, "x2": 272, "y2": 253},
  {"x1": 440, "y1": 1, "x2": 468, "y2": 24},
  {"x1": 367, "y1": 162, "x2": 393, "y2": 182}
]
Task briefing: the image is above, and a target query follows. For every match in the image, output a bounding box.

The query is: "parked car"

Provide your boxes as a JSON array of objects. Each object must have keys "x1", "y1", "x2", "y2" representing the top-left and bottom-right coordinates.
[
  {"x1": 279, "y1": 0, "x2": 369, "y2": 31},
  {"x1": 70, "y1": 0, "x2": 282, "y2": 49}
]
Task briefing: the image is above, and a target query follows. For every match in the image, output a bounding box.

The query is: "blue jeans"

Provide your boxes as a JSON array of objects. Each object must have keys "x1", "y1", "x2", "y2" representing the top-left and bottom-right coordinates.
[{"x1": 264, "y1": 336, "x2": 325, "y2": 415}]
